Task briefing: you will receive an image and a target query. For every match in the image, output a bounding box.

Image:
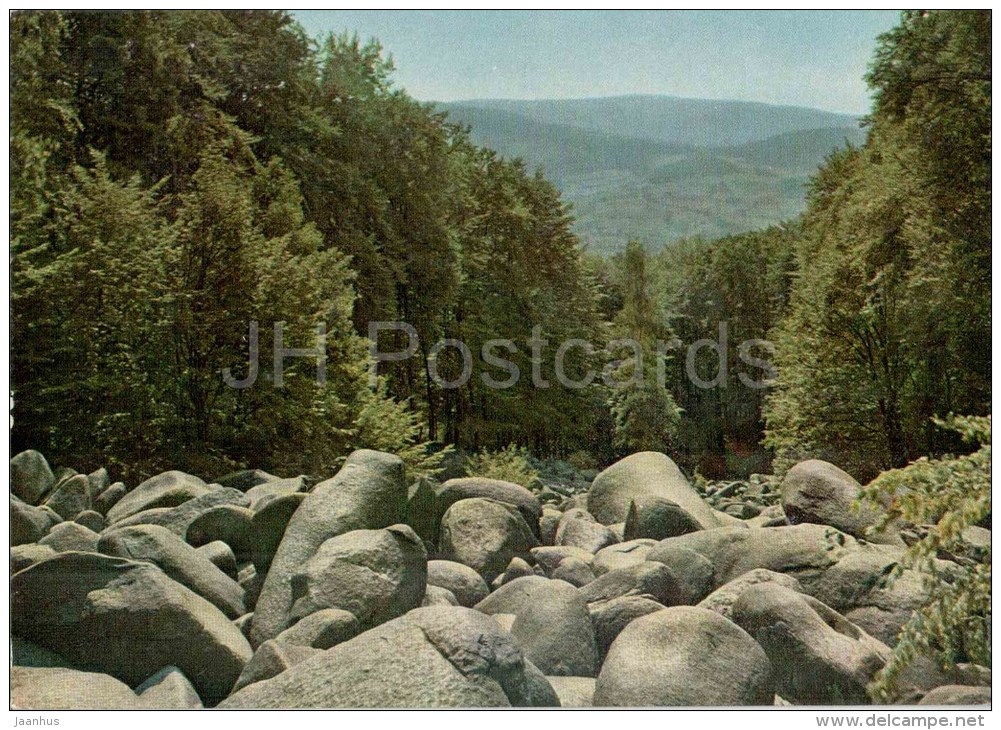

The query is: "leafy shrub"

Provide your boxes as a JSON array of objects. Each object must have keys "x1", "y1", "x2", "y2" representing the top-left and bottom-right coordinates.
[
  {"x1": 860, "y1": 415, "x2": 991, "y2": 700},
  {"x1": 466, "y1": 444, "x2": 539, "y2": 488}
]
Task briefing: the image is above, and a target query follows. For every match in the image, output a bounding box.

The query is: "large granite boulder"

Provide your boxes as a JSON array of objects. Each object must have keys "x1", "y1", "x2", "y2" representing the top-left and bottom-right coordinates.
[{"x1": 438, "y1": 497, "x2": 538, "y2": 584}]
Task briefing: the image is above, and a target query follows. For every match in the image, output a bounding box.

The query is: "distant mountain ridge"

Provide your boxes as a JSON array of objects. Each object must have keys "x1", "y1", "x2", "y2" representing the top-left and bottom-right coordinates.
[{"x1": 438, "y1": 95, "x2": 866, "y2": 255}]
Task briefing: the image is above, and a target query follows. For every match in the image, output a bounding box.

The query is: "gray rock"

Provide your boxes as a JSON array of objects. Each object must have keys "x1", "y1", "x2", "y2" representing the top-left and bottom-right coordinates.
[
  {"x1": 539, "y1": 507, "x2": 563, "y2": 545},
  {"x1": 731, "y1": 584, "x2": 889, "y2": 704},
  {"x1": 476, "y1": 576, "x2": 598, "y2": 677},
  {"x1": 11, "y1": 543, "x2": 57, "y2": 573},
  {"x1": 592, "y1": 538, "x2": 656, "y2": 576},
  {"x1": 221, "y1": 606, "x2": 555, "y2": 708},
  {"x1": 106, "y1": 471, "x2": 216, "y2": 524},
  {"x1": 588, "y1": 452, "x2": 718, "y2": 529},
  {"x1": 781, "y1": 459, "x2": 902, "y2": 545},
  {"x1": 589, "y1": 594, "x2": 665, "y2": 660},
  {"x1": 249, "y1": 491, "x2": 306, "y2": 574},
  {"x1": 239, "y1": 563, "x2": 264, "y2": 613},
  {"x1": 546, "y1": 676, "x2": 595, "y2": 707},
  {"x1": 580, "y1": 561, "x2": 688, "y2": 607},
  {"x1": 438, "y1": 497, "x2": 538, "y2": 584},
  {"x1": 12, "y1": 666, "x2": 141, "y2": 709},
  {"x1": 555, "y1": 508, "x2": 618, "y2": 553},
  {"x1": 918, "y1": 685, "x2": 991, "y2": 706},
  {"x1": 520, "y1": 660, "x2": 560, "y2": 707},
  {"x1": 11, "y1": 450, "x2": 55, "y2": 505},
  {"x1": 94, "y1": 482, "x2": 127, "y2": 516},
  {"x1": 99, "y1": 524, "x2": 246, "y2": 618},
  {"x1": 427, "y1": 560, "x2": 491, "y2": 608},
  {"x1": 436, "y1": 477, "x2": 542, "y2": 536},
  {"x1": 12, "y1": 552, "x2": 252, "y2": 704},
  {"x1": 216, "y1": 469, "x2": 282, "y2": 491},
  {"x1": 288, "y1": 524, "x2": 427, "y2": 630},
  {"x1": 530, "y1": 545, "x2": 594, "y2": 575},
  {"x1": 648, "y1": 524, "x2": 858, "y2": 591},
  {"x1": 625, "y1": 494, "x2": 705, "y2": 540},
  {"x1": 423, "y1": 584, "x2": 460, "y2": 606},
  {"x1": 87, "y1": 467, "x2": 110, "y2": 496},
  {"x1": 38, "y1": 521, "x2": 100, "y2": 553},
  {"x1": 74, "y1": 509, "x2": 105, "y2": 532},
  {"x1": 11, "y1": 495, "x2": 61, "y2": 545},
  {"x1": 594, "y1": 606, "x2": 774, "y2": 706},
  {"x1": 135, "y1": 665, "x2": 203, "y2": 709},
  {"x1": 698, "y1": 569, "x2": 804, "y2": 620},
  {"x1": 551, "y1": 557, "x2": 596, "y2": 587},
  {"x1": 43, "y1": 473, "x2": 91, "y2": 520},
  {"x1": 231, "y1": 639, "x2": 324, "y2": 693},
  {"x1": 186, "y1": 504, "x2": 254, "y2": 559},
  {"x1": 643, "y1": 544, "x2": 715, "y2": 605},
  {"x1": 245, "y1": 476, "x2": 309, "y2": 510},
  {"x1": 196, "y1": 540, "x2": 238, "y2": 580},
  {"x1": 11, "y1": 637, "x2": 74, "y2": 668},
  {"x1": 251, "y1": 450, "x2": 407, "y2": 645}
]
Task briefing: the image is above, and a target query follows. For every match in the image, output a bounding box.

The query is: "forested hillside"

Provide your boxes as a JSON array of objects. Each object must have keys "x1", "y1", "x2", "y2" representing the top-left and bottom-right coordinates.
[{"x1": 10, "y1": 10, "x2": 990, "y2": 489}]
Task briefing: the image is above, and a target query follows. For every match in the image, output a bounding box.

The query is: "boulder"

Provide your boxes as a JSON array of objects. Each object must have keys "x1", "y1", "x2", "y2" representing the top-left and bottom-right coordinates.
[
  {"x1": 245, "y1": 476, "x2": 309, "y2": 510},
  {"x1": 625, "y1": 494, "x2": 705, "y2": 540},
  {"x1": 580, "y1": 561, "x2": 688, "y2": 607},
  {"x1": 641, "y1": 544, "x2": 714, "y2": 605},
  {"x1": 186, "y1": 504, "x2": 255, "y2": 559},
  {"x1": 94, "y1": 482, "x2": 127, "y2": 516},
  {"x1": 588, "y1": 452, "x2": 718, "y2": 529},
  {"x1": 12, "y1": 666, "x2": 141, "y2": 709},
  {"x1": 594, "y1": 606, "x2": 774, "y2": 706},
  {"x1": 249, "y1": 491, "x2": 306, "y2": 574},
  {"x1": 11, "y1": 495, "x2": 61, "y2": 545},
  {"x1": 551, "y1": 557, "x2": 596, "y2": 587},
  {"x1": 216, "y1": 469, "x2": 282, "y2": 492},
  {"x1": 251, "y1": 450, "x2": 407, "y2": 645},
  {"x1": 539, "y1": 507, "x2": 563, "y2": 545},
  {"x1": 546, "y1": 676, "x2": 595, "y2": 707},
  {"x1": 135, "y1": 665, "x2": 203, "y2": 709},
  {"x1": 731, "y1": 584, "x2": 889, "y2": 704},
  {"x1": 918, "y1": 685, "x2": 991, "y2": 706},
  {"x1": 698, "y1": 569, "x2": 804, "y2": 620},
  {"x1": 781, "y1": 459, "x2": 902, "y2": 545},
  {"x1": 496, "y1": 556, "x2": 536, "y2": 585},
  {"x1": 288, "y1": 524, "x2": 427, "y2": 630},
  {"x1": 38, "y1": 521, "x2": 100, "y2": 553},
  {"x1": 99, "y1": 524, "x2": 246, "y2": 619},
  {"x1": 422, "y1": 585, "x2": 460, "y2": 606},
  {"x1": 74, "y1": 509, "x2": 105, "y2": 532},
  {"x1": 11, "y1": 637, "x2": 74, "y2": 668},
  {"x1": 12, "y1": 552, "x2": 252, "y2": 704},
  {"x1": 196, "y1": 540, "x2": 238, "y2": 580},
  {"x1": 11, "y1": 450, "x2": 56, "y2": 505},
  {"x1": 106, "y1": 471, "x2": 216, "y2": 524},
  {"x1": 592, "y1": 538, "x2": 656, "y2": 576},
  {"x1": 555, "y1": 508, "x2": 618, "y2": 553},
  {"x1": 648, "y1": 524, "x2": 858, "y2": 591},
  {"x1": 589, "y1": 594, "x2": 665, "y2": 660},
  {"x1": 435, "y1": 477, "x2": 542, "y2": 536},
  {"x1": 427, "y1": 559, "x2": 491, "y2": 608},
  {"x1": 221, "y1": 606, "x2": 556, "y2": 708},
  {"x1": 87, "y1": 467, "x2": 110, "y2": 496},
  {"x1": 127, "y1": 487, "x2": 250, "y2": 537},
  {"x1": 43, "y1": 473, "x2": 91, "y2": 520},
  {"x1": 475, "y1": 576, "x2": 598, "y2": 677},
  {"x1": 438, "y1": 497, "x2": 538, "y2": 584},
  {"x1": 11, "y1": 543, "x2": 57, "y2": 573},
  {"x1": 530, "y1": 545, "x2": 594, "y2": 575},
  {"x1": 230, "y1": 640, "x2": 324, "y2": 693}
]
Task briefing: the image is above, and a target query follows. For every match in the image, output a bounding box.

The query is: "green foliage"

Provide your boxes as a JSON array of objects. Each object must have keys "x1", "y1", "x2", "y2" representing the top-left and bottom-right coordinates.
[
  {"x1": 466, "y1": 444, "x2": 539, "y2": 488},
  {"x1": 861, "y1": 415, "x2": 991, "y2": 699}
]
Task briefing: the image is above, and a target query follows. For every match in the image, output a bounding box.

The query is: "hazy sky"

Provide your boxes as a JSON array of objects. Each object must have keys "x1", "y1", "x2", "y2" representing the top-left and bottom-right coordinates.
[{"x1": 293, "y1": 10, "x2": 901, "y2": 115}]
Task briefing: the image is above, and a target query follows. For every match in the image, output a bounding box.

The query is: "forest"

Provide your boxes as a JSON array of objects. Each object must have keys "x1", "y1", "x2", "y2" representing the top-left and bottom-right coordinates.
[{"x1": 11, "y1": 10, "x2": 990, "y2": 486}]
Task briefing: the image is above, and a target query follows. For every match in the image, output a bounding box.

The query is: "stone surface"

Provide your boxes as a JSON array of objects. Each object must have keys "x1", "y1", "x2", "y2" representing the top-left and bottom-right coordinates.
[
  {"x1": 43, "y1": 474, "x2": 92, "y2": 521},
  {"x1": 435, "y1": 477, "x2": 542, "y2": 536},
  {"x1": 11, "y1": 543, "x2": 58, "y2": 573},
  {"x1": 221, "y1": 606, "x2": 555, "y2": 708},
  {"x1": 74, "y1": 509, "x2": 106, "y2": 533},
  {"x1": 106, "y1": 470, "x2": 214, "y2": 524},
  {"x1": 625, "y1": 494, "x2": 705, "y2": 540},
  {"x1": 546, "y1": 676, "x2": 596, "y2": 707},
  {"x1": 196, "y1": 540, "x2": 239, "y2": 580},
  {"x1": 588, "y1": 452, "x2": 718, "y2": 529},
  {"x1": 589, "y1": 594, "x2": 665, "y2": 660},
  {"x1": 251, "y1": 450, "x2": 407, "y2": 645},
  {"x1": 38, "y1": 521, "x2": 100, "y2": 553},
  {"x1": 288, "y1": 524, "x2": 427, "y2": 629},
  {"x1": 731, "y1": 583, "x2": 889, "y2": 705},
  {"x1": 592, "y1": 539, "x2": 656, "y2": 576},
  {"x1": 249, "y1": 491, "x2": 306, "y2": 574},
  {"x1": 186, "y1": 504, "x2": 255, "y2": 560},
  {"x1": 475, "y1": 576, "x2": 598, "y2": 677},
  {"x1": 438, "y1": 497, "x2": 538, "y2": 584},
  {"x1": 99, "y1": 524, "x2": 246, "y2": 618},
  {"x1": 917, "y1": 685, "x2": 991, "y2": 706},
  {"x1": 12, "y1": 666, "x2": 141, "y2": 710},
  {"x1": 230, "y1": 639, "x2": 324, "y2": 693},
  {"x1": 11, "y1": 450, "x2": 56, "y2": 505},
  {"x1": 594, "y1": 606, "x2": 774, "y2": 706},
  {"x1": 12, "y1": 552, "x2": 252, "y2": 705},
  {"x1": 698, "y1": 569, "x2": 804, "y2": 620},
  {"x1": 555, "y1": 508, "x2": 619, "y2": 553},
  {"x1": 580, "y1": 561, "x2": 688, "y2": 607},
  {"x1": 11, "y1": 495, "x2": 61, "y2": 545},
  {"x1": 135, "y1": 665, "x2": 203, "y2": 709}
]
